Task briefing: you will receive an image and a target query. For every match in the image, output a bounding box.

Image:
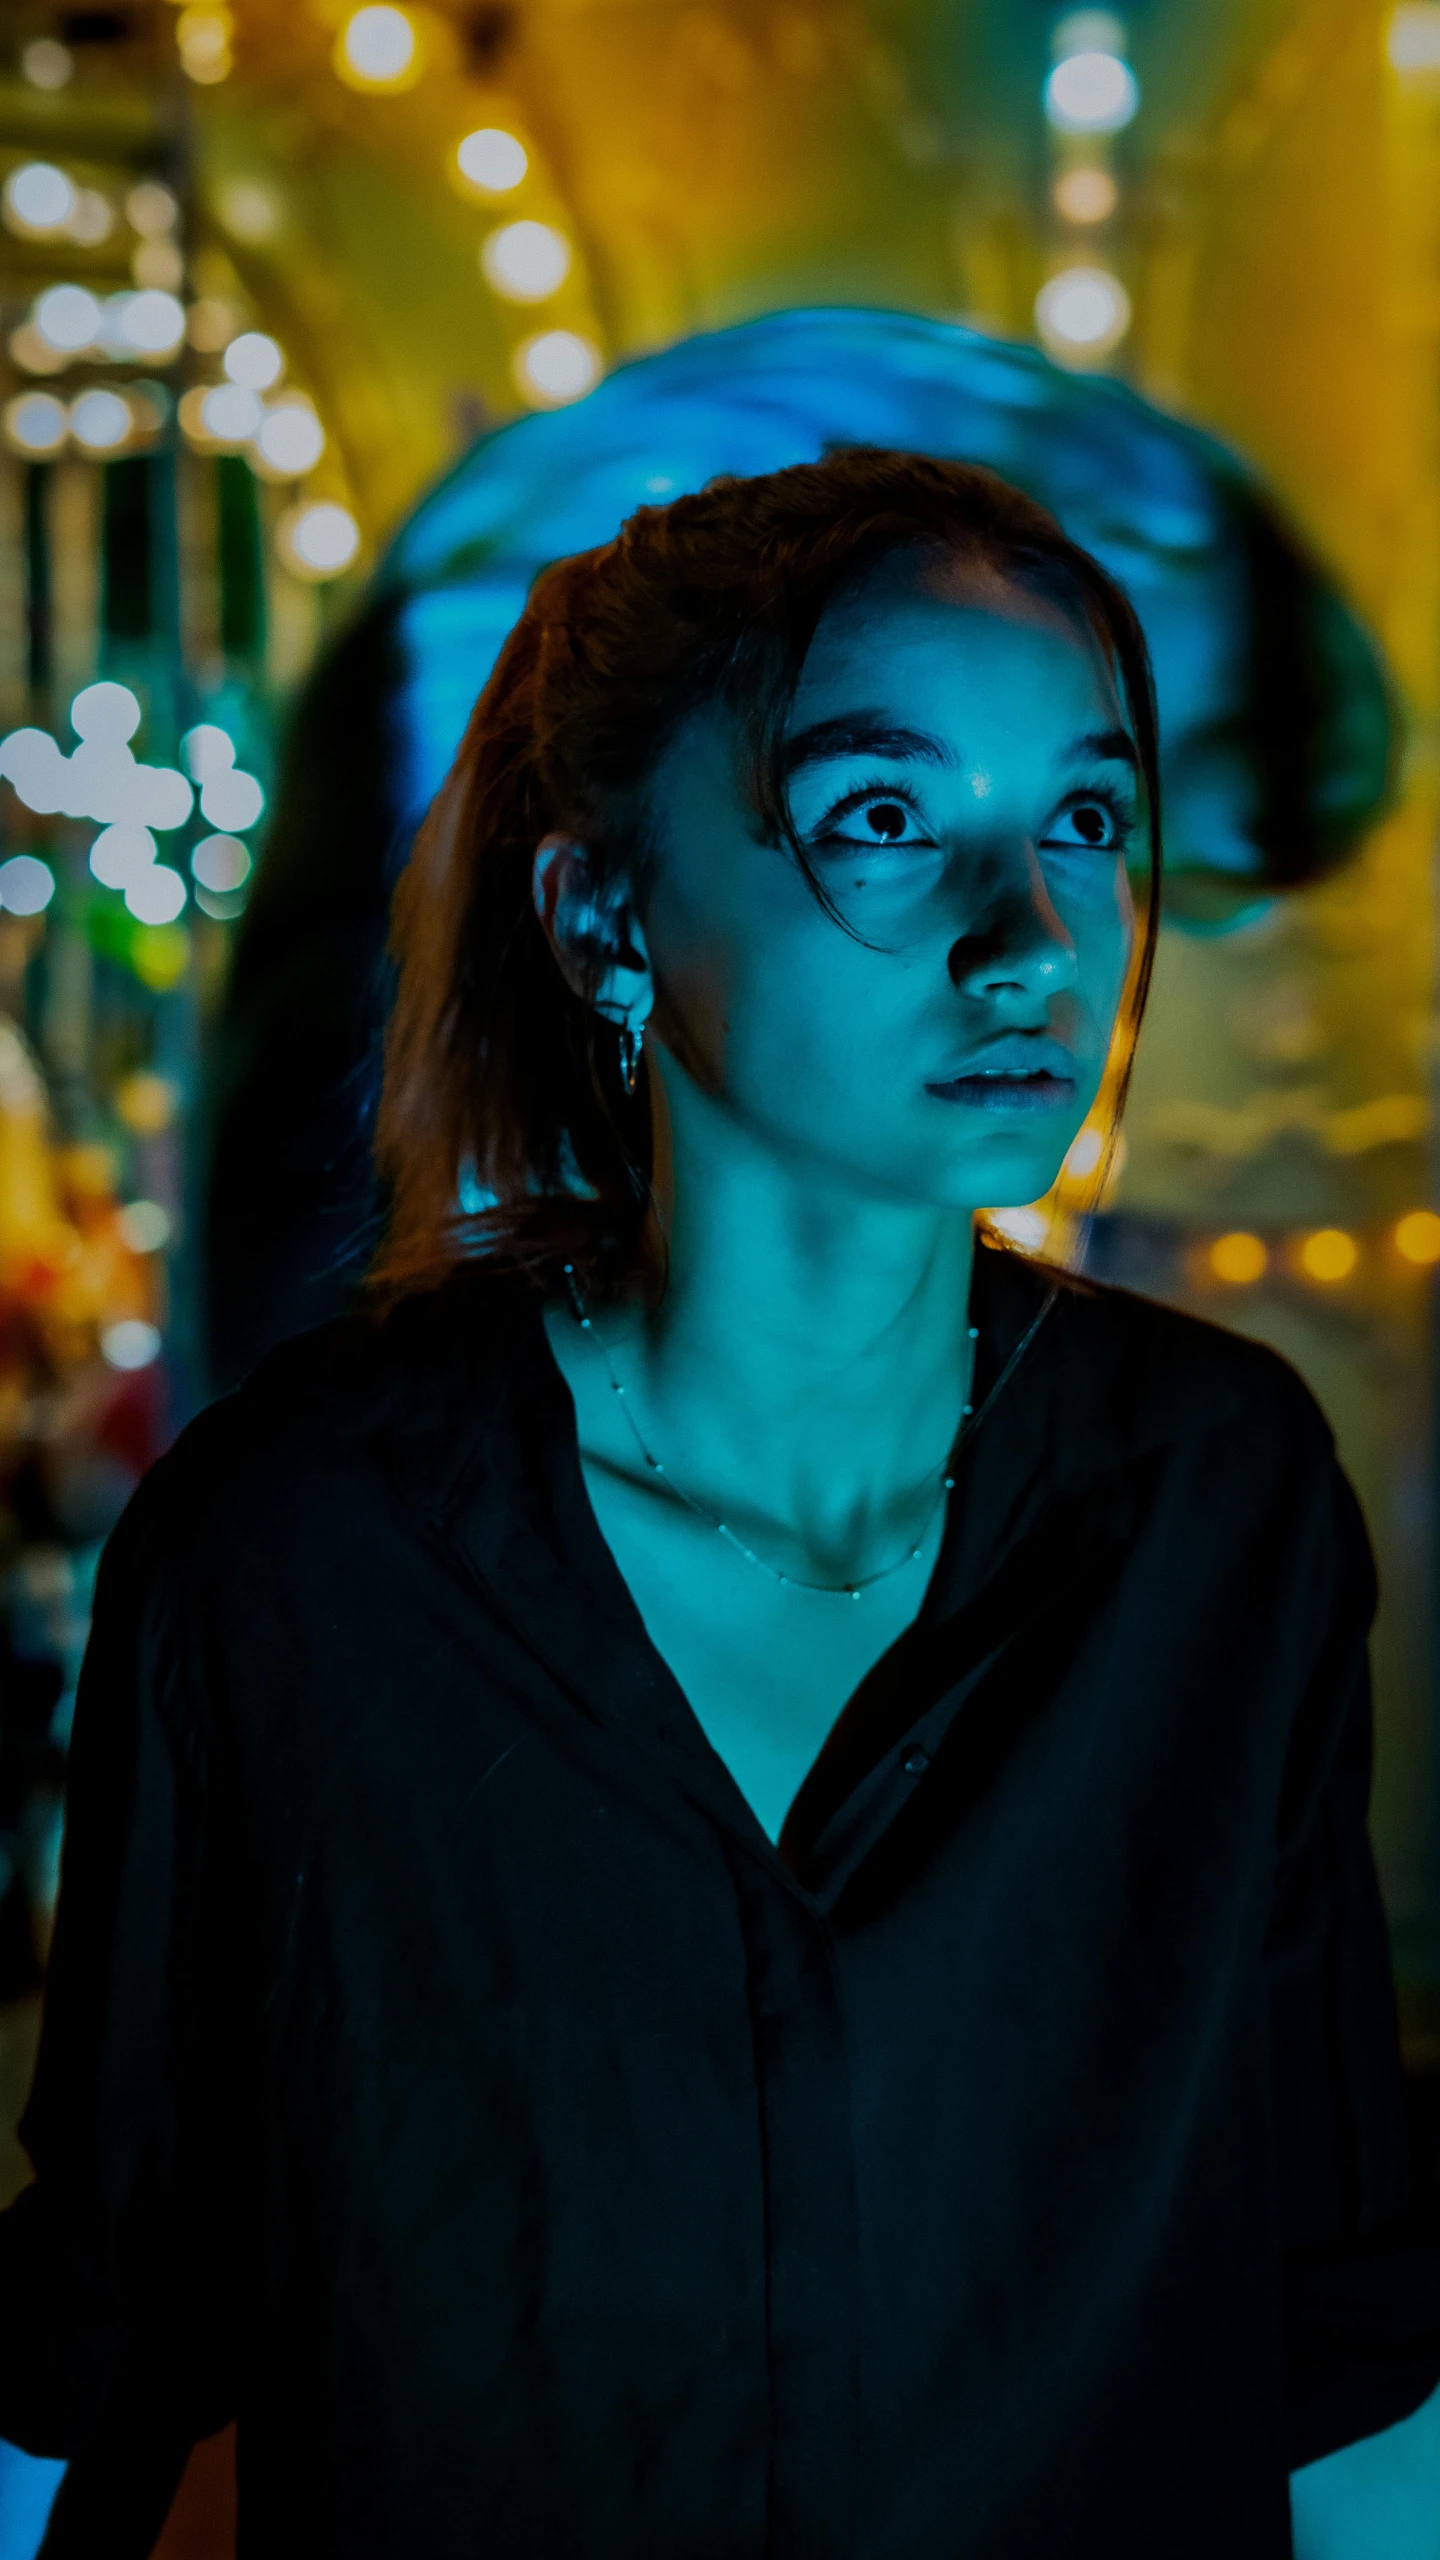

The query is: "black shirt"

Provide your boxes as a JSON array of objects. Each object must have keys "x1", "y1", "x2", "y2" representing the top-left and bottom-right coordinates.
[{"x1": 3, "y1": 1241, "x2": 1438, "y2": 2557}]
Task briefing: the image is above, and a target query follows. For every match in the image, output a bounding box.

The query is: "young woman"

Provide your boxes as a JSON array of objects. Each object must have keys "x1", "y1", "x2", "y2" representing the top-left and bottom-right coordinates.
[{"x1": 1, "y1": 451, "x2": 1436, "y2": 2559}]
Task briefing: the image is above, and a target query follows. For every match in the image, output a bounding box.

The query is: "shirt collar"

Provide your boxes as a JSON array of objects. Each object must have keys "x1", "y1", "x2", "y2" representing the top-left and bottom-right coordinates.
[{"x1": 365, "y1": 1241, "x2": 1250, "y2": 1869}]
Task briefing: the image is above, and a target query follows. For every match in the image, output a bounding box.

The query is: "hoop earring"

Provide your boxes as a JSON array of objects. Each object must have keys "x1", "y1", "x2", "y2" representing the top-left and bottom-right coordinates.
[{"x1": 619, "y1": 1022, "x2": 644, "y2": 1096}]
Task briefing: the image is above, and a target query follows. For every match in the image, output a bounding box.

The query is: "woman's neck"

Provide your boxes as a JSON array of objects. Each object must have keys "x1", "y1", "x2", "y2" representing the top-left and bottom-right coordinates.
[{"x1": 601, "y1": 1074, "x2": 977, "y2": 1549}]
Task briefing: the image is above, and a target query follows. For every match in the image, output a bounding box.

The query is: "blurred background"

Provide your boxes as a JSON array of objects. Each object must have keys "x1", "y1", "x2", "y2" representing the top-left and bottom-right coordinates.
[{"x1": 2, "y1": 0, "x2": 1440, "y2": 2542}]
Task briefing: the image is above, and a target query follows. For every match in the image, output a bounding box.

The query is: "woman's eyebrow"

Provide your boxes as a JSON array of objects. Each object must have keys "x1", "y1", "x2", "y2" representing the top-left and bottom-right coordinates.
[
  {"x1": 781, "y1": 713, "x2": 961, "y2": 775},
  {"x1": 1064, "y1": 727, "x2": 1139, "y2": 768}
]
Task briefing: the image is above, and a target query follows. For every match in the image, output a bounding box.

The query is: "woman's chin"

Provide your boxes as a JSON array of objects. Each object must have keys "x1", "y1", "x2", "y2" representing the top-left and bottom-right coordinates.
[{"x1": 936, "y1": 1132, "x2": 1081, "y2": 1213}]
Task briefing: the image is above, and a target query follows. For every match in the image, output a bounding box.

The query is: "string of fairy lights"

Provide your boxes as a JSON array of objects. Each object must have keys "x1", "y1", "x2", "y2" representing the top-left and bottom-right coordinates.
[
  {"x1": 992, "y1": 1183, "x2": 1440, "y2": 1298},
  {"x1": 1035, "y1": 5, "x2": 1440, "y2": 361},
  {"x1": 1034, "y1": 11, "x2": 1138, "y2": 367},
  {"x1": 330, "y1": 6, "x2": 603, "y2": 411}
]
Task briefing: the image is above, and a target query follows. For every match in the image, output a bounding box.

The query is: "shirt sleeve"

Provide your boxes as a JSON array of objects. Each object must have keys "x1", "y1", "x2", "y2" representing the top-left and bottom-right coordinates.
[
  {"x1": 0, "y1": 1467, "x2": 240, "y2": 2492},
  {"x1": 1267, "y1": 1458, "x2": 1440, "y2": 2470}
]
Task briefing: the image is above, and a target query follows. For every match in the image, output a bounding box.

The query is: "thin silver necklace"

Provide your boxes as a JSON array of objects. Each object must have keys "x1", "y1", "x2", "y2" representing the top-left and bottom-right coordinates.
[{"x1": 562, "y1": 1263, "x2": 999, "y2": 1600}]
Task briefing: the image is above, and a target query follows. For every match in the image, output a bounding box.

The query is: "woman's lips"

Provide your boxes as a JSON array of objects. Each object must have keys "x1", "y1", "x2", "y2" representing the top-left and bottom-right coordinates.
[{"x1": 924, "y1": 1070, "x2": 1077, "y2": 1112}]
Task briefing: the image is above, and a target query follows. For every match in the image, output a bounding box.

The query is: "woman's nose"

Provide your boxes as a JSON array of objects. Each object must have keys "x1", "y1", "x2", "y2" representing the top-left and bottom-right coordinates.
[{"x1": 945, "y1": 851, "x2": 1078, "y2": 1002}]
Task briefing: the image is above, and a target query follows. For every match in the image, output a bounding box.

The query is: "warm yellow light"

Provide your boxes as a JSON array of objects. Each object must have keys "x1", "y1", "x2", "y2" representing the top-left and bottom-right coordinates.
[
  {"x1": 1064, "y1": 1125, "x2": 1105, "y2": 1179},
  {"x1": 177, "y1": 385, "x2": 219, "y2": 449},
  {"x1": 176, "y1": 6, "x2": 233, "y2": 82},
  {"x1": 1053, "y1": 166, "x2": 1118, "y2": 223},
  {"x1": 1299, "y1": 1228, "x2": 1358, "y2": 1283},
  {"x1": 335, "y1": 5, "x2": 420, "y2": 90},
  {"x1": 1388, "y1": 5, "x2": 1440, "y2": 74},
  {"x1": 21, "y1": 39, "x2": 73, "y2": 91},
  {"x1": 132, "y1": 239, "x2": 184, "y2": 291},
  {"x1": 214, "y1": 180, "x2": 280, "y2": 244},
  {"x1": 482, "y1": 220, "x2": 571, "y2": 302},
  {"x1": 187, "y1": 298, "x2": 240, "y2": 354},
  {"x1": 126, "y1": 179, "x2": 179, "y2": 237},
  {"x1": 1208, "y1": 1231, "x2": 1267, "y2": 1285},
  {"x1": 986, "y1": 1205, "x2": 1050, "y2": 1252},
  {"x1": 457, "y1": 128, "x2": 528, "y2": 192},
  {"x1": 114, "y1": 1071, "x2": 180, "y2": 1135},
  {"x1": 1395, "y1": 1209, "x2": 1440, "y2": 1264},
  {"x1": 8, "y1": 325, "x2": 68, "y2": 378},
  {"x1": 67, "y1": 189, "x2": 114, "y2": 246}
]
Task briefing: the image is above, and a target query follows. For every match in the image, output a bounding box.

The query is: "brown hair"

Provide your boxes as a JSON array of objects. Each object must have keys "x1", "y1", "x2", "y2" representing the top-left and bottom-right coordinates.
[{"x1": 370, "y1": 447, "x2": 1162, "y2": 1303}]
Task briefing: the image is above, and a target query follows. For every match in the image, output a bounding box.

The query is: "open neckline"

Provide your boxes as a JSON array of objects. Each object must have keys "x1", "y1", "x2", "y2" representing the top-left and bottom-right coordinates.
[{"x1": 528, "y1": 1265, "x2": 1029, "y2": 1847}]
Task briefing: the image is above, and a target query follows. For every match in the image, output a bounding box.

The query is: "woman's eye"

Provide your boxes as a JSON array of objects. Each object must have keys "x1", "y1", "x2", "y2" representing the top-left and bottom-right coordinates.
[
  {"x1": 820, "y1": 793, "x2": 930, "y2": 846},
  {"x1": 1043, "y1": 798, "x2": 1128, "y2": 852}
]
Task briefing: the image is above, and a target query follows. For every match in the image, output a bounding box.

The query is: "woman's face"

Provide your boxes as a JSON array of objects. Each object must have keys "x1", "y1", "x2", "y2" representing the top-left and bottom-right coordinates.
[{"x1": 636, "y1": 547, "x2": 1142, "y2": 1215}]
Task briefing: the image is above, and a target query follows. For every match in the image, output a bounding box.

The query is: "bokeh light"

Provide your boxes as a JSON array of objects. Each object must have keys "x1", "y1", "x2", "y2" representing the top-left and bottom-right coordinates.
[
  {"x1": 254, "y1": 401, "x2": 326, "y2": 476},
  {"x1": 0, "y1": 856, "x2": 56, "y2": 917},
  {"x1": 1395, "y1": 1209, "x2": 1440, "y2": 1264},
  {"x1": 336, "y1": 6, "x2": 418, "y2": 89},
  {"x1": 199, "y1": 384, "x2": 263, "y2": 445},
  {"x1": 187, "y1": 298, "x2": 239, "y2": 354},
  {"x1": 177, "y1": 6, "x2": 233, "y2": 84},
  {"x1": 100, "y1": 1318, "x2": 162, "y2": 1372},
  {"x1": 117, "y1": 1201, "x2": 172, "y2": 1254},
  {"x1": 1045, "y1": 49, "x2": 1139, "y2": 134},
  {"x1": 215, "y1": 179, "x2": 279, "y2": 243},
  {"x1": 199, "y1": 768, "x2": 265, "y2": 831},
  {"x1": 126, "y1": 180, "x2": 179, "y2": 237},
  {"x1": 482, "y1": 220, "x2": 572, "y2": 302},
  {"x1": 1388, "y1": 5, "x2": 1440, "y2": 73},
  {"x1": 67, "y1": 190, "x2": 114, "y2": 246},
  {"x1": 3, "y1": 392, "x2": 68, "y2": 456},
  {"x1": 8, "y1": 323, "x2": 67, "y2": 378},
  {"x1": 72, "y1": 683, "x2": 141, "y2": 743},
  {"x1": 513, "y1": 329, "x2": 601, "y2": 406},
  {"x1": 132, "y1": 239, "x2": 185, "y2": 292},
  {"x1": 124, "y1": 866, "x2": 188, "y2": 925},
  {"x1": 276, "y1": 500, "x2": 362, "y2": 578},
  {"x1": 181, "y1": 726, "x2": 237, "y2": 784},
  {"x1": 114, "y1": 1072, "x2": 178, "y2": 1135},
  {"x1": 457, "y1": 128, "x2": 528, "y2": 192},
  {"x1": 1298, "y1": 1227, "x2": 1358, "y2": 1283},
  {"x1": 3, "y1": 164, "x2": 75, "y2": 236},
  {"x1": 89, "y1": 825, "x2": 158, "y2": 890},
  {"x1": 35, "y1": 285, "x2": 101, "y2": 354},
  {"x1": 191, "y1": 833, "x2": 253, "y2": 892},
  {"x1": 116, "y1": 289, "x2": 186, "y2": 357},
  {"x1": 69, "y1": 389, "x2": 132, "y2": 453},
  {"x1": 1053, "y1": 167, "x2": 1118, "y2": 223},
  {"x1": 1034, "y1": 266, "x2": 1131, "y2": 358},
  {"x1": 20, "y1": 38, "x2": 73, "y2": 90},
  {"x1": 224, "y1": 331, "x2": 284, "y2": 390},
  {"x1": 1208, "y1": 1231, "x2": 1268, "y2": 1285}
]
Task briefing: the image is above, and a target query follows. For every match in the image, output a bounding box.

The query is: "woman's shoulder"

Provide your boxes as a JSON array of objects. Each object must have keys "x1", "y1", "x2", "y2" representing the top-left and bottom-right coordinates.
[
  {"x1": 135, "y1": 1264, "x2": 538, "y2": 1551},
  {"x1": 1011, "y1": 1251, "x2": 1340, "y2": 1469}
]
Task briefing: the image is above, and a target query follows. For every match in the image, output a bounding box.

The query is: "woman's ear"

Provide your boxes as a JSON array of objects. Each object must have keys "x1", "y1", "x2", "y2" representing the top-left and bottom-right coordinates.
[{"x1": 531, "y1": 834, "x2": 654, "y2": 1034}]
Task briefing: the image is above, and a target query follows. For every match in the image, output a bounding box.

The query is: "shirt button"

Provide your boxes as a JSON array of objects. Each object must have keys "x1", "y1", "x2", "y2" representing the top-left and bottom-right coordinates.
[{"x1": 903, "y1": 1749, "x2": 930, "y2": 1777}]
